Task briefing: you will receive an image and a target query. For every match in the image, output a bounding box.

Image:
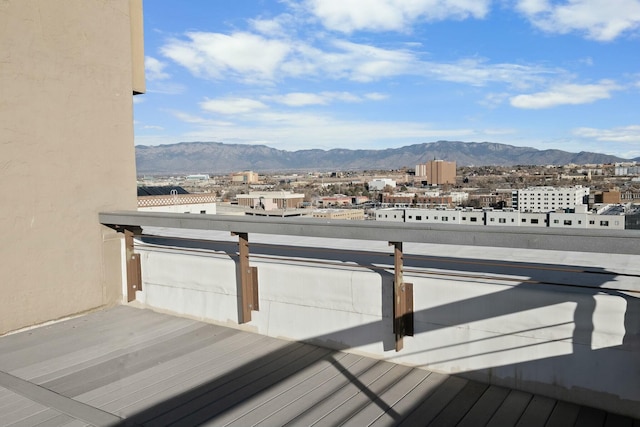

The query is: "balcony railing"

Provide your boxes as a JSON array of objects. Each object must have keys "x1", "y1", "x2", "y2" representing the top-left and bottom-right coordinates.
[{"x1": 100, "y1": 211, "x2": 640, "y2": 419}]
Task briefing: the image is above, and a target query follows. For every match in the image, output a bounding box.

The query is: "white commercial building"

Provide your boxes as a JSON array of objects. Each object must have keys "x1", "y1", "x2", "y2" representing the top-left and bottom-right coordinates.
[
  {"x1": 512, "y1": 185, "x2": 590, "y2": 212},
  {"x1": 374, "y1": 208, "x2": 625, "y2": 229},
  {"x1": 368, "y1": 178, "x2": 396, "y2": 191}
]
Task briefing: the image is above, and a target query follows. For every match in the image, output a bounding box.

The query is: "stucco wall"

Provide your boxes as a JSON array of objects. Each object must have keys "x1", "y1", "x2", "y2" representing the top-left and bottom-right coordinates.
[
  {"x1": 134, "y1": 234, "x2": 640, "y2": 418},
  {"x1": 0, "y1": 0, "x2": 139, "y2": 333}
]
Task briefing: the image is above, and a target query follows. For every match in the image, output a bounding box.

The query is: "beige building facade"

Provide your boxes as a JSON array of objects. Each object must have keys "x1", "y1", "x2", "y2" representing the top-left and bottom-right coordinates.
[
  {"x1": 416, "y1": 160, "x2": 457, "y2": 185},
  {"x1": 0, "y1": 0, "x2": 144, "y2": 334}
]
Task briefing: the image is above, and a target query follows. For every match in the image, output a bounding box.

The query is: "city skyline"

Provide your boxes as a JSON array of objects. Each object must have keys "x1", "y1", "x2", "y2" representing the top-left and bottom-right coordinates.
[{"x1": 135, "y1": 0, "x2": 640, "y2": 158}]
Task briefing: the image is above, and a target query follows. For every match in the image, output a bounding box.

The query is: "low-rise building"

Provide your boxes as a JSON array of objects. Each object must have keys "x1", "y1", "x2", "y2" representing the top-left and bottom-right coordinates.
[
  {"x1": 231, "y1": 170, "x2": 259, "y2": 184},
  {"x1": 137, "y1": 186, "x2": 217, "y2": 214},
  {"x1": 237, "y1": 191, "x2": 304, "y2": 210},
  {"x1": 312, "y1": 209, "x2": 365, "y2": 220},
  {"x1": 374, "y1": 207, "x2": 626, "y2": 229},
  {"x1": 368, "y1": 178, "x2": 396, "y2": 191}
]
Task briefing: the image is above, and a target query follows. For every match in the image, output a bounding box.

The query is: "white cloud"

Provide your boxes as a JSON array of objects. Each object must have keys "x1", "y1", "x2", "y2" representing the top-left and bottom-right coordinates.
[
  {"x1": 573, "y1": 125, "x2": 640, "y2": 142},
  {"x1": 161, "y1": 32, "x2": 291, "y2": 83},
  {"x1": 480, "y1": 92, "x2": 510, "y2": 108},
  {"x1": 266, "y1": 91, "x2": 364, "y2": 106},
  {"x1": 271, "y1": 92, "x2": 330, "y2": 106},
  {"x1": 510, "y1": 81, "x2": 621, "y2": 109},
  {"x1": 249, "y1": 15, "x2": 295, "y2": 36},
  {"x1": 171, "y1": 108, "x2": 478, "y2": 150},
  {"x1": 145, "y1": 56, "x2": 170, "y2": 80},
  {"x1": 160, "y1": 28, "x2": 561, "y2": 88},
  {"x1": 365, "y1": 92, "x2": 389, "y2": 100},
  {"x1": 200, "y1": 98, "x2": 268, "y2": 115},
  {"x1": 425, "y1": 59, "x2": 557, "y2": 88},
  {"x1": 306, "y1": 0, "x2": 490, "y2": 33},
  {"x1": 516, "y1": 0, "x2": 640, "y2": 41}
]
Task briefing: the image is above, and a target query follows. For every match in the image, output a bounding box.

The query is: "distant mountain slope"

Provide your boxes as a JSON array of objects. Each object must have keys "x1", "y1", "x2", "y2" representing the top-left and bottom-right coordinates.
[{"x1": 135, "y1": 141, "x2": 627, "y2": 174}]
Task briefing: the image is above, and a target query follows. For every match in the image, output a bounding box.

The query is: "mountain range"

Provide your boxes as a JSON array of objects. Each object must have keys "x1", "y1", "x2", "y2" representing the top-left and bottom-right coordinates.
[{"x1": 135, "y1": 141, "x2": 634, "y2": 175}]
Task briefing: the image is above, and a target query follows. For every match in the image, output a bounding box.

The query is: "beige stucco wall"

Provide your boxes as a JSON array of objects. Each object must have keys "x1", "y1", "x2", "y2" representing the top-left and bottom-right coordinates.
[{"x1": 0, "y1": 0, "x2": 141, "y2": 334}]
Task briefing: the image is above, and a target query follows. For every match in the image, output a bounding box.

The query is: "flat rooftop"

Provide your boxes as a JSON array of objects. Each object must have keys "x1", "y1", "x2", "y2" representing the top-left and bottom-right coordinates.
[{"x1": 1, "y1": 306, "x2": 637, "y2": 426}]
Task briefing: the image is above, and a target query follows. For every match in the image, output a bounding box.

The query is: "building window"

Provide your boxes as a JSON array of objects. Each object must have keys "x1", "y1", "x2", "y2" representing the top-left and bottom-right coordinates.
[
  {"x1": 531, "y1": 219, "x2": 539, "y2": 224},
  {"x1": 200, "y1": 210, "x2": 206, "y2": 214},
  {"x1": 490, "y1": 218, "x2": 495, "y2": 222},
  {"x1": 462, "y1": 216, "x2": 466, "y2": 221},
  {"x1": 442, "y1": 217, "x2": 448, "y2": 221},
  {"x1": 589, "y1": 220, "x2": 595, "y2": 225},
  {"x1": 499, "y1": 218, "x2": 506, "y2": 223},
  {"x1": 470, "y1": 217, "x2": 477, "y2": 222},
  {"x1": 564, "y1": 220, "x2": 572, "y2": 225},
  {"x1": 522, "y1": 218, "x2": 527, "y2": 222},
  {"x1": 600, "y1": 220, "x2": 609, "y2": 226},
  {"x1": 416, "y1": 215, "x2": 422, "y2": 220}
]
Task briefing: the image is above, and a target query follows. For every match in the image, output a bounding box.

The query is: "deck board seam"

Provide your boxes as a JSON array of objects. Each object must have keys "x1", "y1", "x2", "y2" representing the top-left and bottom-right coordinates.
[{"x1": 0, "y1": 370, "x2": 121, "y2": 427}]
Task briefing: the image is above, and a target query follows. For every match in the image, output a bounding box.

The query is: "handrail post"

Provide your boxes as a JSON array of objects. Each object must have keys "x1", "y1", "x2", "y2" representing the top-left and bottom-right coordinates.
[
  {"x1": 390, "y1": 241, "x2": 413, "y2": 351},
  {"x1": 232, "y1": 232, "x2": 259, "y2": 323}
]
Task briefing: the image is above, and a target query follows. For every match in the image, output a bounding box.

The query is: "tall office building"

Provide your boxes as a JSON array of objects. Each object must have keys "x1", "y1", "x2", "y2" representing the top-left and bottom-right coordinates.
[{"x1": 416, "y1": 160, "x2": 456, "y2": 185}]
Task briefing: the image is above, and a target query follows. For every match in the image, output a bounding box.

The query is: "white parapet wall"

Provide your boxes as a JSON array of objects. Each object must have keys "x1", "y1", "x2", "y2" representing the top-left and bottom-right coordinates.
[{"x1": 133, "y1": 229, "x2": 640, "y2": 419}]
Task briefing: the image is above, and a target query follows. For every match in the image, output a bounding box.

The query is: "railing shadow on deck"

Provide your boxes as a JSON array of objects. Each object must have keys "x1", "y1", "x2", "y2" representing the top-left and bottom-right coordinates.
[{"x1": 109, "y1": 231, "x2": 640, "y2": 425}]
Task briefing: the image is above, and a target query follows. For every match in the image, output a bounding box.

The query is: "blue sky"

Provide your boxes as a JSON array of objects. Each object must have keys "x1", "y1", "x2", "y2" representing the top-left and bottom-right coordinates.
[{"x1": 134, "y1": 0, "x2": 640, "y2": 159}]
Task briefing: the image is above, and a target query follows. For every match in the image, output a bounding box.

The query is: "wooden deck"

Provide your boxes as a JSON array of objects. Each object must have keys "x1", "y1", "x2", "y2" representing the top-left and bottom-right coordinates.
[{"x1": 0, "y1": 306, "x2": 637, "y2": 427}]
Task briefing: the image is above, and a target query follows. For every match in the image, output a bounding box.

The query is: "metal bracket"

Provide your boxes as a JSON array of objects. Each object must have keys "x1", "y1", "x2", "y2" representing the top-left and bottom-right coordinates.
[
  {"x1": 122, "y1": 227, "x2": 142, "y2": 302},
  {"x1": 232, "y1": 232, "x2": 259, "y2": 323},
  {"x1": 390, "y1": 241, "x2": 414, "y2": 351}
]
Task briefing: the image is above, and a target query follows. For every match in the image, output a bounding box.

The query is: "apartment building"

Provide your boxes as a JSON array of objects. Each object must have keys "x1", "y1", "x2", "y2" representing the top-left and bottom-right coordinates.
[
  {"x1": 1, "y1": 0, "x2": 144, "y2": 334},
  {"x1": 512, "y1": 185, "x2": 590, "y2": 212}
]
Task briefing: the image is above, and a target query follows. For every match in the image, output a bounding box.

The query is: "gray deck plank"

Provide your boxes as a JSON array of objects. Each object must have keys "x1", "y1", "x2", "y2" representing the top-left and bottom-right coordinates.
[
  {"x1": 605, "y1": 413, "x2": 635, "y2": 427},
  {"x1": 395, "y1": 375, "x2": 469, "y2": 426},
  {"x1": 369, "y1": 371, "x2": 449, "y2": 427},
  {"x1": 338, "y1": 366, "x2": 432, "y2": 427},
  {"x1": 574, "y1": 406, "x2": 608, "y2": 427},
  {"x1": 428, "y1": 380, "x2": 490, "y2": 426},
  {"x1": 30, "y1": 413, "x2": 78, "y2": 427},
  {"x1": 3, "y1": 402, "x2": 50, "y2": 426},
  {"x1": 544, "y1": 401, "x2": 581, "y2": 427},
  {"x1": 0, "y1": 371, "x2": 121, "y2": 426},
  {"x1": 1, "y1": 306, "x2": 639, "y2": 427},
  {"x1": 0, "y1": 308, "x2": 168, "y2": 372},
  {"x1": 0, "y1": 306, "x2": 149, "y2": 353},
  {"x1": 149, "y1": 345, "x2": 335, "y2": 426},
  {"x1": 457, "y1": 385, "x2": 510, "y2": 427},
  {"x1": 251, "y1": 356, "x2": 380, "y2": 426},
  {"x1": 77, "y1": 328, "x2": 261, "y2": 408},
  {"x1": 93, "y1": 334, "x2": 280, "y2": 414},
  {"x1": 40, "y1": 325, "x2": 237, "y2": 397},
  {"x1": 5, "y1": 408, "x2": 64, "y2": 427},
  {"x1": 485, "y1": 390, "x2": 533, "y2": 427},
  {"x1": 311, "y1": 364, "x2": 414, "y2": 427},
  {"x1": 15, "y1": 315, "x2": 200, "y2": 383},
  {"x1": 280, "y1": 359, "x2": 396, "y2": 427},
  {"x1": 112, "y1": 339, "x2": 309, "y2": 423},
  {"x1": 208, "y1": 351, "x2": 357, "y2": 426},
  {"x1": 108, "y1": 336, "x2": 289, "y2": 417},
  {"x1": 516, "y1": 395, "x2": 556, "y2": 427}
]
